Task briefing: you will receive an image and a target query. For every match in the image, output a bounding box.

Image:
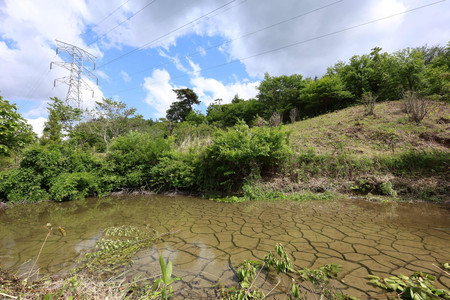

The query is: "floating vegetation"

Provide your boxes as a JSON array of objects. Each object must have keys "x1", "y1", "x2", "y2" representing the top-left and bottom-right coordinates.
[{"x1": 78, "y1": 225, "x2": 175, "y2": 278}]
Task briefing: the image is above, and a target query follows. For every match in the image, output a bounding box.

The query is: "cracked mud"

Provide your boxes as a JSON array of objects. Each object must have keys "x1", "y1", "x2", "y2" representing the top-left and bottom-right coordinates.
[{"x1": 0, "y1": 196, "x2": 449, "y2": 298}]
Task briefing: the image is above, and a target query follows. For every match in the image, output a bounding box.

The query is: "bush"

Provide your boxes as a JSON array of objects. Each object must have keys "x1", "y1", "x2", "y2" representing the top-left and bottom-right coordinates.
[
  {"x1": 104, "y1": 131, "x2": 171, "y2": 188},
  {"x1": 403, "y1": 91, "x2": 430, "y2": 123},
  {"x1": 65, "y1": 148, "x2": 102, "y2": 173},
  {"x1": 19, "y1": 144, "x2": 66, "y2": 189},
  {"x1": 150, "y1": 152, "x2": 197, "y2": 191},
  {"x1": 199, "y1": 123, "x2": 291, "y2": 192},
  {"x1": 0, "y1": 168, "x2": 49, "y2": 202},
  {"x1": 50, "y1": 172, "x2": 100, "y2": 202},
  {"x1": 361, "y1": 92, "x2": 377, "y2": 115},
  {"x1": 378, "y1": 181, "x2": 397, "y2": 196}
]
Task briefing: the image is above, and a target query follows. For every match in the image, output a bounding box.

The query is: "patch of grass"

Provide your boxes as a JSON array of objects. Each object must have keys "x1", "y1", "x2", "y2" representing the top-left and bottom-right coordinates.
[
  {"x1": 213, "y1": 180, "x2": 336, "y2": 203},
  {"x1": 377, "y1": 150, "x2": 449, "y2": 175}
]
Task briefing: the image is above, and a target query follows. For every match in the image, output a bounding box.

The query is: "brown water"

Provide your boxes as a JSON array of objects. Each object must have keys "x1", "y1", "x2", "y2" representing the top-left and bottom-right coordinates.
[{"x1": 0, "y1": 195, "x2": 449, "y2": 298}]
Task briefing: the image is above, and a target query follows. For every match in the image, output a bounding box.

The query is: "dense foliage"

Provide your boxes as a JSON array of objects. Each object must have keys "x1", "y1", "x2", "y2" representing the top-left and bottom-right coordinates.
[{"x1": 0, "y1": 96, "x2": 35, "y2": 156}]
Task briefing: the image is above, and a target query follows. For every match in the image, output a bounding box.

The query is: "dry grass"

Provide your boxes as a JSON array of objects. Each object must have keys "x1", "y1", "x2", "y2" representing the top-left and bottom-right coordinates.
[
  {"x1": 0, "y1": 270, "x2": 135, "y2": 300},
  {"x1": 286, "y1": 100, "x2": 450, "y2": 157}
]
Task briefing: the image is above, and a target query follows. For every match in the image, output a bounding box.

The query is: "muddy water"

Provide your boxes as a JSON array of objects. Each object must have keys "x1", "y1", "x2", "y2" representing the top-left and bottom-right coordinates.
[{"x1": 0, "y1": 196, "x2": 449, "y2": 298}]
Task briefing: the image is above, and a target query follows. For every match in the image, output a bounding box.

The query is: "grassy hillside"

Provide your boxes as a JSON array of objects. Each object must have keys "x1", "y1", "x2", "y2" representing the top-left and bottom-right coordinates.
[
  {"x1": 250, "y1": 100, "x2": 450, "y2": 202},
  {"x1": 287, "y1": 100, "x2": 449, "y2": 156}
]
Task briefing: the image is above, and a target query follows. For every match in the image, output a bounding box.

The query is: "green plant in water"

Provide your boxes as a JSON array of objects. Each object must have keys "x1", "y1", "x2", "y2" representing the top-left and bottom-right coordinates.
[
  {"x1": 264, "y1": 243, "x2": 295, "y2": 274},
  {"x1": 152, "y1": 255, "x2": 181, "y2": 300},
  {"x1": 236, "y1": 260, "x2": 263, "y2": 289},
  {"x1": 79, "y1": 225, "x2": 168, "y2": 277},
  {"x1": 297, "y1": 263, "x2": 342, "y2": 284},
  {"x1": 369, "y1": 271, "x2": 450, "y2": 299}
]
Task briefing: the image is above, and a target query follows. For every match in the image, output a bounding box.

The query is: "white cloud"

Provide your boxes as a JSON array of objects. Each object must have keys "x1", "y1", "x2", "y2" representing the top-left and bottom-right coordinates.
[
  {"x1": 157, "y1": 49, "x2": 189, "y2": 73},
  {"x1": 26, "y1": 117, "x2": 47, "y2": 137},
  {"x1": 0, "y1": 0, "x2": 105, "y2": 117},
  {"x1": 142, "y1": 69, "x2": 181, "y2": 118},
  {"x1": 1, "y1": 0, "x2": 449, "y2": 120},
  {"x1": 87, "y1": 0, "x2": 449, "y2": 78},
  {"x1": 95, "y1": 70, "x2": 109, "y2": 81},
  {"x1": 187, "y1": 58, "x2": 201, "y2": 77},
  {"x1": 197, "y1": 46, "x2": 206, "y2": 56},
  {"x1": 142, "y1": 68, "x2": 259, "y2": 117},
  {"x1": 120, "y1": 70, "x2": 131, "y2": 82},
  {"x1": 190, "y1": 76, "x2": 259, "y2": 107}
]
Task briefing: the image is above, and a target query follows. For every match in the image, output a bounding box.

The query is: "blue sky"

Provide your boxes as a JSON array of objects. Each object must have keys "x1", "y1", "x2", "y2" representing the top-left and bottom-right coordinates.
[{"x1": 0, "y1": 0, "x2": 449, "y2": 135}]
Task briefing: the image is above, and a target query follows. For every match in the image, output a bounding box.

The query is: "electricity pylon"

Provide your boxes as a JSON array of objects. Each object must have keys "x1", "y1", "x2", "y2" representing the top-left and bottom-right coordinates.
[{"x1": 50, "y1": 40, "x2": 98, "y2": 108}]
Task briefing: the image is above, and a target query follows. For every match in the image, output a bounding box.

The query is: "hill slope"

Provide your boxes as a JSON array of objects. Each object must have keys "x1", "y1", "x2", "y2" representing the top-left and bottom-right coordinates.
[
  {"x1": 287, "y1": 100, "x2": 449, "y2": 156},
  {"x1": 258, "y1": 100, "x2": 450, "y2": 202}
]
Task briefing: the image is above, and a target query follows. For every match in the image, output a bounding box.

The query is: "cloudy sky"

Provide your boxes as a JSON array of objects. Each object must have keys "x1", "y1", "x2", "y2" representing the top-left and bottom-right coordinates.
[{"x1": 0, "y1": 0, "x2": 449, "y2": 135}]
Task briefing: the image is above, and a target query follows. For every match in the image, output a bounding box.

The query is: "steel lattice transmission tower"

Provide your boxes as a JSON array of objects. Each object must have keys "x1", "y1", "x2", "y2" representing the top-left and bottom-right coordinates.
[{"x1": 50, "y1": 40, "x2": 98, "y2": 108}]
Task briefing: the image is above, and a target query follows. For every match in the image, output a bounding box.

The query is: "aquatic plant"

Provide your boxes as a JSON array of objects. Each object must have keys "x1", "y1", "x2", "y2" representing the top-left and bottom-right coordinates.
[
  {"x1": 369, "y1": 271, "x2": 450, "y2": 299},
  {"x1": 152, "y1": 255, "x2": 181, "y2": 300},
  {"x1": 264, "y1": 243, "x2": 295, "y2": 274},
  {"x1": 79, "y1": 225, "x2": 174, "y2": 278},
  {"x1": 218, "y1": 244, "x2": 353, "y2": 300}
]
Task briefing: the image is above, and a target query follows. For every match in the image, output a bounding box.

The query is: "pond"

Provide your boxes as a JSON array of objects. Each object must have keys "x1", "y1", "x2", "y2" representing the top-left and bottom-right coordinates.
[{"x1": 0, "y1": 195, "x2": 449, "y2": 298}]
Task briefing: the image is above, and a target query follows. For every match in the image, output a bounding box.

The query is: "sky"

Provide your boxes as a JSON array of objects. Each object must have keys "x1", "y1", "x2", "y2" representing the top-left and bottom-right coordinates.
[{"x1": 0, "y1": 0, "x2": 449, "y2": 136}]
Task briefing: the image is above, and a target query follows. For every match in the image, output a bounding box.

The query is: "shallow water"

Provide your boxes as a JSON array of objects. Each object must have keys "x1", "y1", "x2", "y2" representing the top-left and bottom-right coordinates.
[{"x1": 0, "y1": 195, "x2": 449, "y2": 298}]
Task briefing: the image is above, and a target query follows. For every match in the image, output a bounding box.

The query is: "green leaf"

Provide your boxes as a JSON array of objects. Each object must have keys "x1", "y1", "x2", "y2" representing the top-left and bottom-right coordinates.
[
  {"x1": 166, "y1": 259, "x2": 173, "y2": 280},
  {"x1": 159, "y1": 255, "x2": 166, "y2": 281},
  {"x1": 152, "y1": 278, "x2": 163, "y2": 291},
  {"x1": 43, "y1": 294, "x2": 54, "y2": 300},
  {"x1": 292, "y1": 283, "x2": 300, "y2": 298}
]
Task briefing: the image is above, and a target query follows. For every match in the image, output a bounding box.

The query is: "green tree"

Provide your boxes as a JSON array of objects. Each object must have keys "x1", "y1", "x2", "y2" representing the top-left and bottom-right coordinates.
[
  {"x1": 0, "y1": 96, "x2": 35, "y2": 157},
  {"x1": 392, "y1": 48, "x2": 426, "y2": 92},
  {"x1": 256, "y1": 73, "x2": 306, "y2": 121},
  {"x1": 422, "y1": 42, "x2": 450, "y2": 101},
  {"x1": 166, "y1": 88, "x2": 200, "y2": 122},
  {"x1": 329, "y1": 47, "x2": 398, "y2": 100},
  {"x1": 88, "y1": 98, "x2": 138, "y2": 151},
  {"x1": 41, "y1": 97, "x2": 82, "y2": 144},
  {"x1": 206, "y1": 98, "x2": 265, "y2": 127},
  {"x1": 300, "y1": 75, "x2": 354, "y2": 116}
]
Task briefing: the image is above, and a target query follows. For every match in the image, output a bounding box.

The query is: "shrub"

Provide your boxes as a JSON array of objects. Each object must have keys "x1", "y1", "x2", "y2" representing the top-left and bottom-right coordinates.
[
  {"x1": 0, "y1": 168, "x2": 49, "y2": 202},
  {"x1": 378, "y1": 181, "x2": 397, "y2": 196},
  {"x1": 104, "y1": 132, "x2": 171, "y2": 188},
  {"x1": 403, "y1": 91, "x2": 430, "y2": 123},
  {"x1": 65, "y1": 148, "x2": 102, "y2": 173},
  {"x1": 150, "y1": 152, "x2": 197, "y2": 191},
  {"x1": 199, "y1": 123, "x2": 291, "y2": 192},
  {"x1": 19, "y1": 144, "x2": 66, "y2": 189},
  {"x1": 296, "y1": 149, "x2": 375, "y2": 180},
  {"x1": 269, "y1": 112, "x2": 282, "y2": 126},
  {"x1": 50, "y1": 172, "x2": 100, "y2": 202},
  {"x1": 361, "y1": 92, "x2": 377, "y2": 115}
]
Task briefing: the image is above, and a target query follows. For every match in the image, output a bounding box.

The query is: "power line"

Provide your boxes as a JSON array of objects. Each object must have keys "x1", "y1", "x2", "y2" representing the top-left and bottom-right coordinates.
[
  {"x1": 110, "y1": 0, "x2": 446, "y2": 95},
  {"x1": 83, "y1": 0, "x2": 132, "y2": 40},
  {"x1": 88, "y1": 0, "x2": 158, "y2": 46},
  {"x1": 97, "y1": 0, "x2": 241, "y2": 69},
  {"x1": 118, "y1": 0, "x2": 345, "y2": 80},
  {"x1": 25, "y1": 54, "x2": 57, "y2": 100}
]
